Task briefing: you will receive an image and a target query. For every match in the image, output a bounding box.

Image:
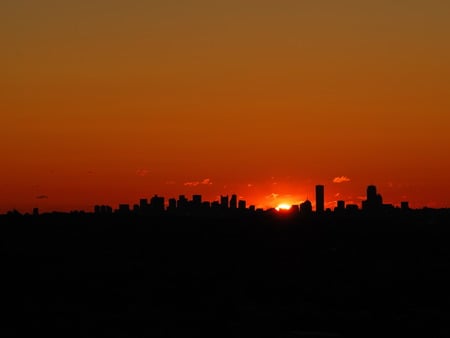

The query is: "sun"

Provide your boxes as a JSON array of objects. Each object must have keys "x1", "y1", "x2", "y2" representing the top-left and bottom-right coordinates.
[{"x1": 276, "y1": 203, "x2": 292, "y2": 211}]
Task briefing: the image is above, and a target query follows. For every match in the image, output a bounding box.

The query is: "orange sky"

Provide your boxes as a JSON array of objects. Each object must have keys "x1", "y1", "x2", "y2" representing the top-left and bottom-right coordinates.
[{"x1": 1, "y1": 1, "x2": 450, "y2": 213}]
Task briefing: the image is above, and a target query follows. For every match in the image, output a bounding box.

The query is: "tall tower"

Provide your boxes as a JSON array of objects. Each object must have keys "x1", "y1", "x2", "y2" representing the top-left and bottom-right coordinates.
[
  {"x1": 315, "y1": 185, "x2": 324, "y2": 213},
  {"x1": 220, "y1": 195, "x2": 229, "y2": 209},
  {"x1": 363, "y1": 185, "x2": 383, "y2": 211},
  {"x1": 230, "y1": 194, "x2": 237, "y2": 209},
  {"x1": 367, "y1": 185, "x2": 377, "y2": 203}
]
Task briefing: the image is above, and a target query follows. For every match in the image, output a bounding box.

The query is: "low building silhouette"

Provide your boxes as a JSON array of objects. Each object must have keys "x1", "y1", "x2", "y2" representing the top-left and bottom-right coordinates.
[
  {"x1": 168, "y1": 198, "x2": 177, "y2": 211},
  {"x1": 335, "y1": 200, "x2": 345, "y2": 212},
  {"x1": 192, "y1": 195, "x2": 202, "y2": 207},
  {"x1": 118, "y1": 204, "x2": 130, "y2": 213},
  {"x1": 300, "y1": 200, "x2": 312, "y2": 215}
]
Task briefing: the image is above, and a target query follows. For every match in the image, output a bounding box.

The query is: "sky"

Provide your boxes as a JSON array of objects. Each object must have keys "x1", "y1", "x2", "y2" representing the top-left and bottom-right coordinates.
[{"x1": 1, "y1": 0, "x2": 450, "y2": 213}]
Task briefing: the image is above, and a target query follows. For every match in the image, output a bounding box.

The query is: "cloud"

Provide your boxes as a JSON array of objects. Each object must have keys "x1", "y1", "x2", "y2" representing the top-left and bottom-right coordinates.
[
  {"x1": 200, "y1": 178, "x2": 212, "y2": 185},
  {"x1": 136, "y1": 169, "x2": 150, "y2": 177},
  {"x1": 333, "y1": 176, "x2": 351, "y2": 183},
  {"x1": 266, "y1": 193, "x2": 279, "y2": 199},
  {"x1": 36, "y1": 195, "x2": 48, "y2": 199},
  {"x1": 184, "y1": 178, "x2": 213, "y2": 187}
]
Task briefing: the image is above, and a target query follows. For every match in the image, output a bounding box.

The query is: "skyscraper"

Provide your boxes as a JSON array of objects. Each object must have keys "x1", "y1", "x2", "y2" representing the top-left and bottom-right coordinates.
[
  {"x1": 367, "y1": 185, "x2": 377, "y2": 202},
  {"x1": 300, "y1": 199, "x2": 312, "y2": 215},
  {"x1": 230, "y1": 194, "x2": 237, "y2": 209},
  {"x1": 192, "y1": 194, "x2": 202, "y2": 207},
  {"x1": 220, "y1": 195, "x2": 229, "y2": 209},
  {"x1": 238, "y1": 200, "x2": 246, "y2": 210},
  {"x1": 362, "y1": 185, "x2": 383, "y2": 211},
  {"x1": 315, "y1": 185, "x2": 324, "y2": 213},
  {"x1": 150, "y1": 195, "x2": 165, "y2": 212},
  {"x1": 177, "y1": 195, "x2": 188, "y2": 209}
]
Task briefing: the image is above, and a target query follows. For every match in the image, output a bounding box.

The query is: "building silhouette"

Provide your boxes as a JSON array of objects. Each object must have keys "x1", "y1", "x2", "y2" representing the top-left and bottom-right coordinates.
[
  {"x1": 300, "y1": 200, "x2": 312, "y2": 215},
  {"x1": 168, "y1": 198, "x2": 177, "y2": 211},
  {"x1": 140, "y1": 198, "x2": 148, "y2": 209},
  {"x1": 335, "y1": 200, "x2": 345, "y2": 212},
  {"x1": 362, "y1": 185, "x2": 383, "y2": 211},
  {"x1": 192, "y1": 195, "x2": 202, "y2": 207},
  {"x1": 238, "y1": 200, "x2": 246, "y2": 210},
  {"x1": 150, "y1": 195, "x2": 165, "y2": 212},
  {"x1": 346, "y1": 204, "x2": 359, "y2": 213},
  {"x1": 95, "y1": 205, "x2": 113, "y2": 214},
  {"x1": 118, "y1": 204, "x2": 130, "y2": 213},
  {"x1": 290, "y1": 205, "x2": 300, "y2": 213},
  {"x1": 177, "y1": 195, "x2": 188, "y2": 209},
  {"x1": 315, "y1": 185, "x2": 324, "y2": 213},
  {"x1": 46, "y1": 183, "x2": 413, "y2": 218},
  {"x1": 230, "y1": 194, "x2": 237, "y2": 209},
  {"x1": 220, "y1": 195, "x2": 229, "y2": 209}
]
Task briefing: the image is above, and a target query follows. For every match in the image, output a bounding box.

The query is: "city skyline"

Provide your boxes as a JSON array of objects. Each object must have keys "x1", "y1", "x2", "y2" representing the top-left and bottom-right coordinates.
[
  {"x1": 6, "y1": 184, "x2": 422, "y2": 216},
  {"x1": 1, "y1": 177, "x2": 446, "y2": 214},
  {"x1": 1, "y1": 1, "x2": 450, "y2": 212}
]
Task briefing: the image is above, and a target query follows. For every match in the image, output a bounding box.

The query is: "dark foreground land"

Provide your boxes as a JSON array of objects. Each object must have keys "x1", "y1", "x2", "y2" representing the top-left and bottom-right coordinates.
[{"x1": 2, "y1": 210, "x2": 450, "y2": 337}]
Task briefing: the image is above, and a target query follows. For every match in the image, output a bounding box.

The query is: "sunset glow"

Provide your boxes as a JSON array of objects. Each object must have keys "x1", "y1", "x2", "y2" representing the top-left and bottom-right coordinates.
[
  {"x1": 1, "y1": 1, "x2": 449, "y2": 213},
  {"x1": 276, "y1": 204, "x2": 292, "y2": 211}
]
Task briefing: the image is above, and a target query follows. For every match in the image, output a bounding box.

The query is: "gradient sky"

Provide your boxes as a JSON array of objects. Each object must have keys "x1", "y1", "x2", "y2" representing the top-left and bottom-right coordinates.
[{"x1": 1, "y1": 0, "x2": 450, "y2": 213}]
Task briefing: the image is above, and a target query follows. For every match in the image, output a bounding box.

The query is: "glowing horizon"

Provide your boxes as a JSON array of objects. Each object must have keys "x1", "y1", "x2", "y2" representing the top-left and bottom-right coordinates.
[{"x1": 1, "y1": 1, "x2": 450, "y2": 213}]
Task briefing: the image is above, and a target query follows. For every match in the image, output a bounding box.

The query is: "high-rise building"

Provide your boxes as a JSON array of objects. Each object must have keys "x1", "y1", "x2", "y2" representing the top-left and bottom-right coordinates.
[
  {"x1": 192, "y1": 195, "x2": 202, "y2": 206},
  {"x1": 238, "y1": 200, "x2": 246, "y2": 210},
  {"x1": 139, "y1": 198, "x2": 148, "y2": 209},
  {"x1": 177, "y1": 195, "x2": 188, "y2": 209},
  {"x1": 230, "y1": 194, "x2": 237, "y2": 209},
  {"x1": 139, "y1": 198, "x2": 149, "y2": 213},
  {"x1": 150, "y1": 195, "x2": 165, "y2": 212},
  {"x1": 315, "y1": 185, "x2": 324, "y2": 213},
  {"x1": 300, "y1": 200, "x2": 312, "y2": 215},
  {"x1": 362, "y1": 185, "x2": 383, "y2": 211},
  {"x1": 220, "y1": 195, "x2": 229, "y2": 209},
  {"x1": 168, "y1": 198, "x2": 177, "y2": 211},
  {"x1": 367, "y1": 185, "x2": 377, "y2": 202}
]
